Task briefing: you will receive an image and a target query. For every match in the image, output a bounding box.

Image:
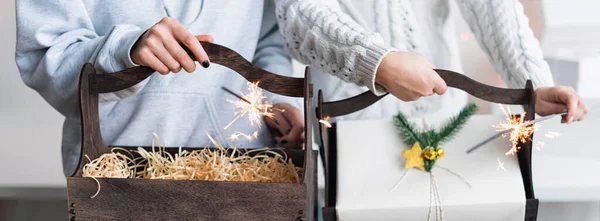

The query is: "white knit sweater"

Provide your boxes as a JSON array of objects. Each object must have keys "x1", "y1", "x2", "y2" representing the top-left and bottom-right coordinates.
[{"x1": 275, "y1": 0, "x2": 555, "y2": 121}]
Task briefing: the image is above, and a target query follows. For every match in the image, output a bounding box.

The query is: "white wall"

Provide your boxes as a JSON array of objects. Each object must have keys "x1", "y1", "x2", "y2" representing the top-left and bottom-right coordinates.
[
  {"x1": 543, "y1": 0, "x2": 600, "y2": 27},
  {"x1": 0, "y1": 0, "x2": 65, "y2": 188}
]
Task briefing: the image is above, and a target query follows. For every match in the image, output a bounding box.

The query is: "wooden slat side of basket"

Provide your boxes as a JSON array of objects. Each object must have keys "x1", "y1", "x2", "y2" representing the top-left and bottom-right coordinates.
[{"x1": 67, "y1": 177, "x2": 306, "y2": 221}]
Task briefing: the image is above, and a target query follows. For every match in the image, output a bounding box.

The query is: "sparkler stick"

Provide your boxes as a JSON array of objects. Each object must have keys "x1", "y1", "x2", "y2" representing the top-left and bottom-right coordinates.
[
  {"x1": 466, "y1": 111, "x2": 567, "y2": 154},
  {"x1": 222, "y1": 87, "x2": 252, "y2": 104}
]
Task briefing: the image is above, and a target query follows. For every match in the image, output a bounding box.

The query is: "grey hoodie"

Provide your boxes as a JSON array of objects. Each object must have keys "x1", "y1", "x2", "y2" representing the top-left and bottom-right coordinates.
[{"x1": 15, "y1": 0, "x2": 297, "y2": 175}]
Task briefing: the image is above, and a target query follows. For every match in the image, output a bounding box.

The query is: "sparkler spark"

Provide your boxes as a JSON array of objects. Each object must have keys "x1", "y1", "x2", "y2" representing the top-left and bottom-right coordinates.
[
  {"x1": 544, "y1": 131, "x2": 561, "y2": 139},
  {"x1": 495, "y1": 105, "x2": 538, "y2": 155},
  {"x1": 229, "y1": 131, "x2": 259, "y2": 142},
  {"x1": 223, "y1": 82, "x2": 278, "y2": 130},
  {"x1": 534, "y1": 132, "x2": 560, "y2": 151},
  {"x1": 319, "y1": 116, "x2": 332, "y2": 128},
  {"x1": 496, "y1": 158, "x2": 507, "y2": 172},
  {"x1": 534, "y1": 141, "x2": 545, "y2": 151}
]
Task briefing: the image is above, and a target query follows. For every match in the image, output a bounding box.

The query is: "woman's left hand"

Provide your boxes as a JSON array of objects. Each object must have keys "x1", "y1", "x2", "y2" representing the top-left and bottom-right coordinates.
[
  {"x1": 265, "y1": 103, "x2": 305, "y2": 149},
  {"x1": 535, "y1": 86, "x2": 588, "y2": 123}
]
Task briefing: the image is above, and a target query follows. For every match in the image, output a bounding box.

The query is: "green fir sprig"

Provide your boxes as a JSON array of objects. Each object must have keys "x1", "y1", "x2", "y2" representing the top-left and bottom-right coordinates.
[
  {"x1": 393, "y1": 104, "x2": 478, "y2": 172},
  {"x1": 392, "y1": 112, "x2": 425, "y2": 147},
  {"x1": 431, "y1": 103, "x2": 478, "y2": 147}
]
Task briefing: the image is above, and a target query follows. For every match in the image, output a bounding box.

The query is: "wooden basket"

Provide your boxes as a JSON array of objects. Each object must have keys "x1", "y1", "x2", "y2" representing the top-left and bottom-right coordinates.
[
  {"x1": 67, "y1": 42, "x2": 318, "y2": 221},
  {"x1": 316, "y1": 70, "x2": 539, "y2": 221}
]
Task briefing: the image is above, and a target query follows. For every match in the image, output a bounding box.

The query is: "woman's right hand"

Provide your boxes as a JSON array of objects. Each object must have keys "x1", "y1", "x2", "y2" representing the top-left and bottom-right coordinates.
[
  {"x1": 131, "y1": 17, "x2": 213, "y2": 75},
  {"x1": 375, "y1": 51, "x2": 447, "y2": 101}
]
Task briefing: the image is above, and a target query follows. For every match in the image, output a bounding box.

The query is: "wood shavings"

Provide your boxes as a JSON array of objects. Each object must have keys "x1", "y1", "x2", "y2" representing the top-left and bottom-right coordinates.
[
  {"x1": 82, "y1": 150, "x2": 135, "y2": 179},
  {"x1": 89, "y1": 176, "x2": 100, "y2": 198},
  {"x1": 82, "y1": 133, "x2": 302, "y2": 184},
  {"x1": 82, "y1": 148, "x2": 136, "y2": 198}
]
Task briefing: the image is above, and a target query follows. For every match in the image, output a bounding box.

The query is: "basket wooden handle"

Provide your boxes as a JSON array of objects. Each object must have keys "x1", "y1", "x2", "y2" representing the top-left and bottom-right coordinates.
[
  {"x1": 318, "y1": 69, "x2": 532, "y2": 117},
  {"x1": 74, "y1": 42, "x2": 312, "y2": 177},
  {"x1": 87, "y1": 42, "x2": 305, "y2": 97}
]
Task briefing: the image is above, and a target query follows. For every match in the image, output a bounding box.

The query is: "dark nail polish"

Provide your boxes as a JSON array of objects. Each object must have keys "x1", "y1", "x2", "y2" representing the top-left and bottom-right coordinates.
[
  {"x1": 281, "y1": 140, "x2": 288, "y2": 145},
  {"x1": 286, "y1": 129, "x2": 292, "y2": 135},
  {"x1": 202, "y1": 60, "x2": 210, "y2": 68}
]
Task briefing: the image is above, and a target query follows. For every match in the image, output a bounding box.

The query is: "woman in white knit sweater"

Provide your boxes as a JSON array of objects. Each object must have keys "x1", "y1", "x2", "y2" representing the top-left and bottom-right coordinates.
[
  {"x1": 272, "y1": 1, "x2": 592, "y2": 220},
  {"x1": 273, "y1": 0, "x2": 588, "y2": 124}
]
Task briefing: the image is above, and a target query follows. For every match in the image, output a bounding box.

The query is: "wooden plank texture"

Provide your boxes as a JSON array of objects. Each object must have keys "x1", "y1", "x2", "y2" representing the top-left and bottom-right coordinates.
[{"x1": 67, "y1": 178, "x2": 306, "y2": 221}]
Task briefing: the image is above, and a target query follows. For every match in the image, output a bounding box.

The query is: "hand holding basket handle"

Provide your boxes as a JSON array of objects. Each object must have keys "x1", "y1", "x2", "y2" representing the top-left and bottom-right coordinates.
[
  {"x1": 130, "y1": 17, "x2": 213, "y2": 74},
  {"x1": 375, "y1": 51, "x2": 587, "y2": 122}
]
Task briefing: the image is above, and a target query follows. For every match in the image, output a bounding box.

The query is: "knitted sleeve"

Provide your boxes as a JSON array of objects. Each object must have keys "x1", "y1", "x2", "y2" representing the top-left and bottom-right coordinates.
[
  {"x1": 274, "y1": 0, "x2": 395, "y2": 95},
  {"x1": 456, "y1": 0, "x2": 555, "y2": 88}
]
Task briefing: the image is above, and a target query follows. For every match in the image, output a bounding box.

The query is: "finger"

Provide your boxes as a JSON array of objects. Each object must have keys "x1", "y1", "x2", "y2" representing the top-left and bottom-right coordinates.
[
  {"x1": 542, "y1": 102, "x2": 567, "y2": 117},
  {"x1": 170, "y1": 22, "x2": 210, "y2": 68},
  {"x1": 274, "y1": 136, "x2": 284, "y2": 144},
  {"x1": 576, "y1": 109, "x2": 585, "y2": 122},
  {"x1": 431, "y1": 73, "x2": 448, "y2": 95},
  {"x1": 280, "y1": 125, "x2": 304, "y2": 149},
  {"x1": 395, "y1": 91, "x2": 422, "y2": 102},
  {"x1": 139, "y1": 49, "x2": 170, "y2": 75},
  {"x1": 266, "y1": 110, "x2": 291, "y2": 136},
  {"x1": 582, "y1": 102, "x2": 589, "y2": 117},
  {"x1": 277, "y1": 103, "x2": 305, "y2": 148},
  {"x1": 196, "y1": 35, "x2": 214, "y2": 43},
  {"x1": 162, "y1": 35, "x2": 196, "y2": 73},
  {"x1": 575, "y1": 101, "x2": 587, "y2": 121},
  {"x1": 285, "y1": 114, "x2": 305, "y2": 143},
  {"x1": 560, "y1": 92, "x2": 579, "y2": 123},
  {"x1": 149, "y1": 41, "x2": 182, "y2": 73}
]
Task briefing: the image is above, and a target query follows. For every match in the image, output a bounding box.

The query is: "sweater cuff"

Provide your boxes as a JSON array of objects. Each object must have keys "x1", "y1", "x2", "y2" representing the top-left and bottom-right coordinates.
[
  {"x1": 532, "y1": 69, "x2": 555, "y2": 88},
  {"x1": 114, "y1": 28, "x2": 146, "y2": 68},
  {"x1": 354, "y1": 43, "x2": 396, "y2": 96}
]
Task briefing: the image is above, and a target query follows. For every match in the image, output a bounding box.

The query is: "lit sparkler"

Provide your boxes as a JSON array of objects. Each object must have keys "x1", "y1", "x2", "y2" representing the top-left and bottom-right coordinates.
[
  {"x1": 495, "y1": 105, "x2": 538, "y2": 155},
  {"x1": 222, "y1": 82, "x2": 279, "y2": 130},
  {"x1": 467, "y1": 105, "x2": 566, "y2": 154},
  {"x1": 319, "y1": 116, "x2": 332, "y2": 128}
]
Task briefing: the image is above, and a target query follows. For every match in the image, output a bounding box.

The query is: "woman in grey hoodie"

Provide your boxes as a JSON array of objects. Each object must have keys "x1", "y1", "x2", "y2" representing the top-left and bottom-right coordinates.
[{"x1": 15, "y1": 0, "x2": 305, "y2": 175}]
